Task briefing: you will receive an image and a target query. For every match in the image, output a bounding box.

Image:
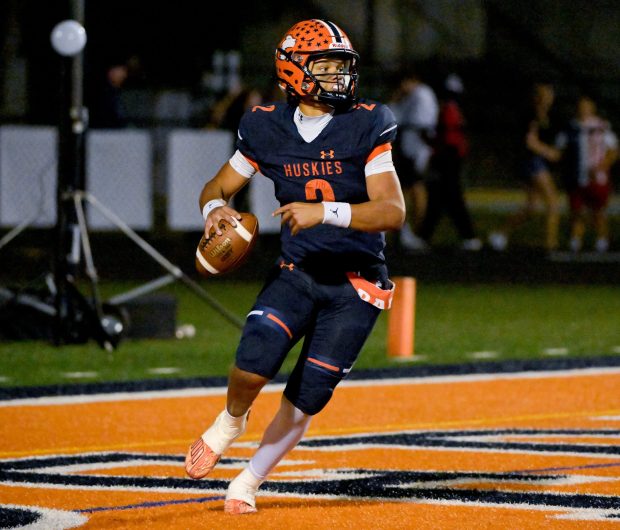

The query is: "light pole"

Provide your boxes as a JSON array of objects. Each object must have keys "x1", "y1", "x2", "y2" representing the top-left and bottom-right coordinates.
[{"x1": 50, "y1": 7, "x2": 116, "y2": 348}]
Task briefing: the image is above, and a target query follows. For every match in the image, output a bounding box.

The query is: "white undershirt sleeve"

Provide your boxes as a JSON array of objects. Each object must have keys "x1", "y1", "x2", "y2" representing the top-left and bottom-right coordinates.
[
  {"x1": 365, "y1": 149, "x2": 396, "y2": 177},
  {"x1": 229, "y1": 149, "x2": 257, "y2": 179}
]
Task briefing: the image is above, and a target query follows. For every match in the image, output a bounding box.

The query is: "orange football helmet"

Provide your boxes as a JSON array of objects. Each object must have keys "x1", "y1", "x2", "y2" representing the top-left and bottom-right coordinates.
[{"x1": 275, "y1": 19, "x2": 359, "y2": 108}]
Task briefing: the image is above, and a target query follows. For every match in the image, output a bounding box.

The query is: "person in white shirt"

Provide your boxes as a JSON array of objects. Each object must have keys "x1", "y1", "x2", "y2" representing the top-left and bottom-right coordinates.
[
  {"x1": 390, "y1": 71, "x2": 439, "y2": 250},
  {"x1": 556, "y1": 95, "x2": 618, "y2": 252}
]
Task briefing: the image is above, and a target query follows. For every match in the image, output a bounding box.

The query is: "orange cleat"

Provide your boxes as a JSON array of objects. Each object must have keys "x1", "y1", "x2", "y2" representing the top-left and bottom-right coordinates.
[
  {"x1": 224, "y1": 499, "x2": 257, "y2": 515},
  {"x1": 185, "y1": 437, "x2": 220, "y2": 479},
  {"x1": 185, "y1": 409, "x2": 250, "y2": 479}
]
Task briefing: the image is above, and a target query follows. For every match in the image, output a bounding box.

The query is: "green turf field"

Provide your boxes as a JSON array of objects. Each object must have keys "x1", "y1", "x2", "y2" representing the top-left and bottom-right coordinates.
[{"x1": 0, "y1": 280, "x2": 618, "y2": 388}]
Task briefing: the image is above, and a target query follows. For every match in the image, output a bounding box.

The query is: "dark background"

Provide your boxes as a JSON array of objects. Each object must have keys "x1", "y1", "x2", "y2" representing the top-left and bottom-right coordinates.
[
  {"x1": 1, "y1": 0, "x2": 620, "y2": 285},
  {"x1": 3, "y1": 0, "x2": 620, "y2": 188},
  {"x1": 2, "y1": 1, "x2": 619, "y2": 118}
]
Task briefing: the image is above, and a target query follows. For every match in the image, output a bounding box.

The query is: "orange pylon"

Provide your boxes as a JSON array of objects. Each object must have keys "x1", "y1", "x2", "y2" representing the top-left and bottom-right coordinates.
[{"x1": 387, "y1": 277, "x2": 416, "y2": 358}]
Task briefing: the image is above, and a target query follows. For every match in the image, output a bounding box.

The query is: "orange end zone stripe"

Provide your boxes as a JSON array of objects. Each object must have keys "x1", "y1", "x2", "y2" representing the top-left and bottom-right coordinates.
[
  {"x1": 366, "y1": 142, "x2": 392, "y2": 163},
  {"x1": 267, "y1": 313, "x2": 292, "y2": 339},
  {"x1": 307, "y1": 357, "x2": 340, "y2": 373}
]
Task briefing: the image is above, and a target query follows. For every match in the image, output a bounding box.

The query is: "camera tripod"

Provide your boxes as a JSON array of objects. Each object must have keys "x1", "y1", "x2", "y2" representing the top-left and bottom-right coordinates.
[
  {"x1": 1, "y1": 186, "x2": 244, "y2": 351},
  {"x1": 52, "y1": 188, "x2": 243, "y2": 350}
]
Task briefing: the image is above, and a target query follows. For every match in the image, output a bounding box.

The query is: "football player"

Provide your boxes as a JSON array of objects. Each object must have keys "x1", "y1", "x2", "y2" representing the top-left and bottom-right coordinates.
[{"x1": 185, "y1": 19, "x2": 405, "y2": 514}]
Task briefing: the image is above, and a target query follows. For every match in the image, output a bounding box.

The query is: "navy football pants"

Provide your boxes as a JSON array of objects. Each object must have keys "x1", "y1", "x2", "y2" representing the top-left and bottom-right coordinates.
[{"x1": 235, "y1": 265, "x2": 382, "y2": 415}]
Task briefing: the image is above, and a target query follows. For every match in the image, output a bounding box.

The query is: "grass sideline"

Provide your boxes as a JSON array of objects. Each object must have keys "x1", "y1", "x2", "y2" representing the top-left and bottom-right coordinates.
[{"x1": 1, "y1": 281, "x2": 619, "y2": 388}]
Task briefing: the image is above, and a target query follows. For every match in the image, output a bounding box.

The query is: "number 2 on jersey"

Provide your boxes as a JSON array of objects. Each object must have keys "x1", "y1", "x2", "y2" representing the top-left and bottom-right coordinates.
[{"x1": 305, "y1": 178, "x2": 335, "y2": 201}]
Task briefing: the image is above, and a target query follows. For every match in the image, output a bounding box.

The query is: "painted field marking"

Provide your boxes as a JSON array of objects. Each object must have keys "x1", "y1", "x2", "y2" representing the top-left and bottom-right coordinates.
[
  {"x1": 613, "y1": 346, "x2": 620, "y2": 354},
  {"x1": 78, "y1": 495, "x2": 225, "y2": 514},
  {"x1": 0, "y1": 376, "x2": 8, "y2": 382},
  {"x1": 391, "y1": 355, "x2": 427, "y2": 363},
  {"x1": 543, "y1": 348, "x2": 569, "y2": 356},
  {"x1": 5, "y1": 365, "x2": 620, "y2": 409},
  {"x1": 511, "y1": 462, "x2": 620, "y2": 474},
  {"x1": 3, "y1": 407, "x2": 620, "y2": 460},
  {"x1": 62, "y1": 372, "x2": 99, "y2": 379},
  {"x1": 467, "y1": 351, "x2": 498, "y2": 360},
  {"x1": 147, "y1": 367, "x2": 180, "y2": 375},
  {"x1": 2, "y1": 365, "x2": 620, "y2": 528}
]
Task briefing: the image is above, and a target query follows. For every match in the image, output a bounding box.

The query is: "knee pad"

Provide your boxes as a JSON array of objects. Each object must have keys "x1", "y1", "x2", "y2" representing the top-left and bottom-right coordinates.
[
  {"x1": 235, "y1": 306, "x2": 295, "y2": 379},
  {"x1": 283, "y1": 354, "x2": 351, "y2": 416}
]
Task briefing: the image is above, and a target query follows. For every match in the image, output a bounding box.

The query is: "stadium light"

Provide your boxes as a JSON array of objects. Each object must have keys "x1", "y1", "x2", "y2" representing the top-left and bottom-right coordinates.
[{"x1": 50, "y1": 20, "x2": 87, "y2": 57}]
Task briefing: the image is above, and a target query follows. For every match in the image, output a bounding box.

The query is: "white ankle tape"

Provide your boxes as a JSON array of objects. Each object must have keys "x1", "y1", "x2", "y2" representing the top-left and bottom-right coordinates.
[
  {"x1": 202, "y1": 409, "x2": 248, "y2": 455},
  {"x1": 226, "y1": 468, "x2": 262, "y2": 506}
]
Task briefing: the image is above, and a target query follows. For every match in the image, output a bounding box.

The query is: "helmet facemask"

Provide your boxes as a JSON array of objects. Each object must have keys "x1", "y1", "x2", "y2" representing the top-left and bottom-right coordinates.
[{"x1": 303, "y1": 52, "x2": 359, "y2": 108}]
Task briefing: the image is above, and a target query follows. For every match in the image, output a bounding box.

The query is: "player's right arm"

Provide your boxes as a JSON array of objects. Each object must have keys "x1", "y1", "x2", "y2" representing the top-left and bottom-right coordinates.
[
  {"x1": 200, "y1": 109, "x2": 263, "y2": 238},
  {"x1": 199, "y1": 161, "x2": 249, "y2": 238}
]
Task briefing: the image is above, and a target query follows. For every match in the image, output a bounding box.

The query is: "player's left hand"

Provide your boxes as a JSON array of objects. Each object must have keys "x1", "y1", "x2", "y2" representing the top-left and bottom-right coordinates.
[{"x1": 273, "y1": 202, "x2": 323, "y2": 235}]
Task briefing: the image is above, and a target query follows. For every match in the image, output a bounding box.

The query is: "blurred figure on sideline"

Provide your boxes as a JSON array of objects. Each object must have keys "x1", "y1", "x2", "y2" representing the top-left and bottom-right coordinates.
[
  {"x1": 210, "y1": 86, "x2": 263, "y2": 132},
  {"x1": 88, "y1": 62, "x2": 130, "y2": 129},
  {"x1": 417, "y1": 74, "x2": 481, "y2": 250},
  {"x1": 556, "y1": 95, "x2": 618, "y2": 252},
  {"x1": 390, "y1": 69, "x2": 438, "y2": 250},
  {"x1": 488, "y1": 82, "x2": 561, "y2": 251}
]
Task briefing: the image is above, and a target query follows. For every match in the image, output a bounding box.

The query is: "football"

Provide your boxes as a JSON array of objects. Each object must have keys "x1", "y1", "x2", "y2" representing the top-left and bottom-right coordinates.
[{"x1": 195, "y1": 212, "x2": 259, "y2": 277}]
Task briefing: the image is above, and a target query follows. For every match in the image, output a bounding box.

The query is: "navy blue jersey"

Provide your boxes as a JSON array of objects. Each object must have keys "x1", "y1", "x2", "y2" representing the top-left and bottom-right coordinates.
[{"x1": 237, "y1": 100, "x2": 397, "y2": 275}]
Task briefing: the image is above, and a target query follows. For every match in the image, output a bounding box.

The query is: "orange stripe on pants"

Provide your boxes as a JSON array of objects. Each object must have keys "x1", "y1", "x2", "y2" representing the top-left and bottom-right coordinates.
[
  {"x1": 387, "y1": 277, "x2": 416, "y2": 358},
  {"x1": 267, "y1": 313, "x2": 293, "y2": 339}
]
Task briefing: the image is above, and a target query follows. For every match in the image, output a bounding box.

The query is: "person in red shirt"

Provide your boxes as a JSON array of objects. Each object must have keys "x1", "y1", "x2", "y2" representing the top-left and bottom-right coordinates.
[{"x1": 417, "y1": 74, "x2": 481, "y2": 250}]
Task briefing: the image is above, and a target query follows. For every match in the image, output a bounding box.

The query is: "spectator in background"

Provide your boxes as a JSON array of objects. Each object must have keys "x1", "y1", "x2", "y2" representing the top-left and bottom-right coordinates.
[
  {"x1": 489, "y1": 82, "x2": 561, "y2": 251},
  {"x1": 417, "y1": 74, "x2": 481, "y2": 250},
  {"x1": 88, "y1": 61, "x2": 130, "y2": 129},
  {"x1": 556, "y1": 94, "x2": 618, "y2": 252},
  {"x1": 390, "y1": 69, "x2": 438, "y2": 250},
  {"x1": 209, "y1": 86, "x2": 263, "y2": 132}
]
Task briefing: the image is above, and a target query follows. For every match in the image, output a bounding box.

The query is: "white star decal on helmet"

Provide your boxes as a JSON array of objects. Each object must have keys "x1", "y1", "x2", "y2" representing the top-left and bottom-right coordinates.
[{"x1": 281, "y1": 35, "x2": 296, "y2": 50}]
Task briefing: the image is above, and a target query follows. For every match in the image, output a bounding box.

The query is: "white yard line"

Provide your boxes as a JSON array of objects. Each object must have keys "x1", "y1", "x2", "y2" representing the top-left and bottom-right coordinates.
[{"x1": 2, "y1": 366, "x2": 620, "y2": 408}]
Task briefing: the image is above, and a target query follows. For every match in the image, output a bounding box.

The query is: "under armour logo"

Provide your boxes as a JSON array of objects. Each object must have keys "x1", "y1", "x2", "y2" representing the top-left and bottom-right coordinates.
[
  {"x1": 331, "y1": 208, "x2": 339, "y2": 217},
  {"x1": 321, "y1": 150, "x2": 335, "y2": 159},
  {"x1": 279, "y1": 260, "x2": 295, "y2": 271}
]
